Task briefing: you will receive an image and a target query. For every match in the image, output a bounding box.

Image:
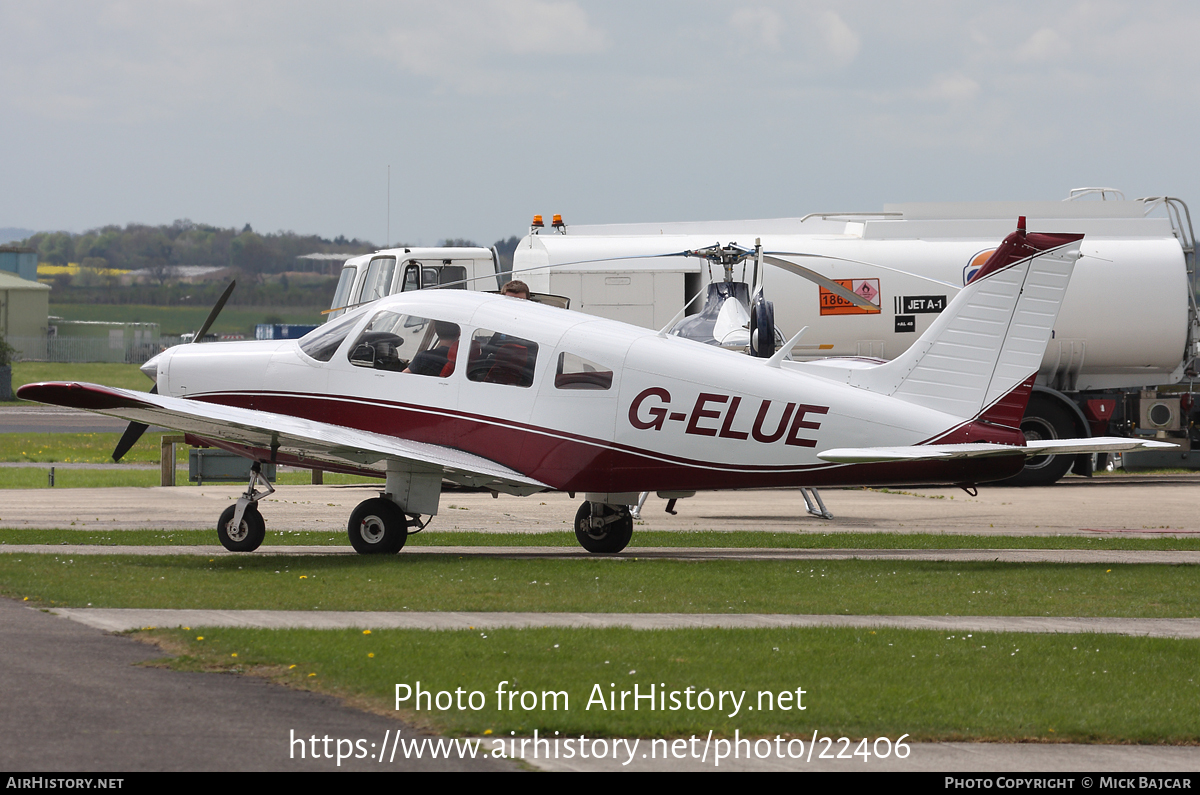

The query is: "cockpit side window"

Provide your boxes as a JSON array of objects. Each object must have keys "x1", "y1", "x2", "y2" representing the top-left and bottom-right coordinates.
[
  {"x1": 555, "y1": 352, "x2": 613, "y2": 390},
  {"x1": 466, "y1": 329, "x2": 539, "y2": 387},
  {"x1": 347, "y1": 310, "x2": 461, "y2": 377}
]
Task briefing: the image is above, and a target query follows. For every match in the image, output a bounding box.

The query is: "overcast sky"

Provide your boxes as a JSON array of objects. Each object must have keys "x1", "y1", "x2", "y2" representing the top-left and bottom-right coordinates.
[{"x1": 3, "y1": 1, "x2": 1198, "y2": 246}]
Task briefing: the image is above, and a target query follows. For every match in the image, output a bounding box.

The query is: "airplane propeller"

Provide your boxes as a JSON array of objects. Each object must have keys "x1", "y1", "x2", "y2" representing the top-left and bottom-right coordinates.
[{"x1": 111, "y1": 280, "x2": 237, "y2": 461}]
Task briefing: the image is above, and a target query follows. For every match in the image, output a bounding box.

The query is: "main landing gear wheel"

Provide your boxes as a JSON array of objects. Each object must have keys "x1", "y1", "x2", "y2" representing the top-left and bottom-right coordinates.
[
  {"x1": 574, "y1": 502, "x2": 634, "y2": 554},
  {"x1": 217, "y1": 504, "x2": 266, "y2": 552},
  {"x1": 348, "y1": 498, "x2": 409, "y2": 554},
  {"x1": 1004, "y1": 396, "x2": 1078, "y2": 486}
]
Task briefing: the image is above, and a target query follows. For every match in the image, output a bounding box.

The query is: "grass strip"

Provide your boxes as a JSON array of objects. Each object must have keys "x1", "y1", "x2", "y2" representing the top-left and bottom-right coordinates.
[
  {"x1": 141, "y1": 625, "x2": 1200, "y2": 742},
  {"x1": 0, "y1": 529, "x2": 324, "y2": 546},
  {"x1": 0, "y1": 433, "x2": 174, "y2": 464},
  {"x1": 4, "y1": 528, "x2": 1199, "y2": 551},
  {"x1": 7, "y1": 362, "x2": 152, "y2": 396},
  {"x1": 47, "y1": 304, "x2": 323, "y2": 337},
  {"x1": 4, "y1": 554, "x2": 1197, "y2": 618}
]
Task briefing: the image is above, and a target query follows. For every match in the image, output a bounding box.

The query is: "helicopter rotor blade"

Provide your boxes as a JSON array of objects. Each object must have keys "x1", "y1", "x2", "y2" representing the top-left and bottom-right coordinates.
[
  {"x1": 761, "y1": 255, "x2": 879, "y2": 311},
  {"x1": 765, "y1": 251, "x2": 958, "y2": 289}
]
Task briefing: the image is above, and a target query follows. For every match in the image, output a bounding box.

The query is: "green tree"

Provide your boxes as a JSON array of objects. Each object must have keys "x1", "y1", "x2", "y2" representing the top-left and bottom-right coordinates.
[
  {"x1": 37, "y1": 232, "x2": 73, "y2": 265},
  {"x1": 0, "y1": 333, "x2": 15, "y2": 367},
  {"x1": 231, "y1": 231, "x2": 270, "y2": 281}
]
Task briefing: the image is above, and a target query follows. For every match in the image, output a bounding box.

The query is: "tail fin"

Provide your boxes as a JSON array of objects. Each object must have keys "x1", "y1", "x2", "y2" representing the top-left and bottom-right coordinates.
[{"x1": 845, "y1": 219, "x2": 1083, "y2": 419}]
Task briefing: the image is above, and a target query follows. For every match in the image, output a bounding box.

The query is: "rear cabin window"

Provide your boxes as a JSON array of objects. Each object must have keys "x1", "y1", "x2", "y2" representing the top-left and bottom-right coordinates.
[
  {"x1": 347, "y1": 311, "x2": 461, "y2": 376},
  {"x1": 555, "y1": 352, "x2": 613, "y2": 390},
  {"x1": 466, "y1": 329, "x2": 539, "y2": 387}
]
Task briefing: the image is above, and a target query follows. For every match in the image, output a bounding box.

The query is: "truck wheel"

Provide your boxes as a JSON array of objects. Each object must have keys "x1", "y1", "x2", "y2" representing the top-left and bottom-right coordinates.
[{"x1": 1004, "y1": 397, "x2": 1078, "y2": 486}]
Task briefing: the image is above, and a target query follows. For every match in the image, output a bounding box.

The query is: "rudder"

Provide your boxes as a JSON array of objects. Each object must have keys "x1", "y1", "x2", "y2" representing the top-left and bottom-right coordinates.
[{"x1": 845, "y1": 219, "x2": 1083, "y2": 420}]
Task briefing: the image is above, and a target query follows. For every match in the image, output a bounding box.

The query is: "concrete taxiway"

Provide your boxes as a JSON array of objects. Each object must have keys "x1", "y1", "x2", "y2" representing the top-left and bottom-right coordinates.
[
  {"x1": 0, "y1": 405, "x2": 163, "y2": 435},
  {"x1": 1, "y1": 474, "x2": 1198, "y2": 535},
  {"x1": 46, "y1": 606, "x2": 1200, "y2": 638},
  {"x1": 0, "y1": 596, "x2": 513, "y2": 772}
]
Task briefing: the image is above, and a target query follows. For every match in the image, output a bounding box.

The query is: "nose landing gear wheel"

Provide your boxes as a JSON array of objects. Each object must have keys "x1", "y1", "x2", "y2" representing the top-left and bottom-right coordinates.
[
  {"x1": 348, "y1": 498, "x2": 409, "y2": 554},
  {"x1": 574, "y1": 502, "x2": 634, "y2": 553},
  {"x1": 217, "y1": 504, "x2": 266, "y2": 552}
]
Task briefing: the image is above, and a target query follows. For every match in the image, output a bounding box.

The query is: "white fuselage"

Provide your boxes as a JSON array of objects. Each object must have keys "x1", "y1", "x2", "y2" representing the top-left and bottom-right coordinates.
[{"x1": 153, "y1": 290, "x2": 1024, "y2": 492}]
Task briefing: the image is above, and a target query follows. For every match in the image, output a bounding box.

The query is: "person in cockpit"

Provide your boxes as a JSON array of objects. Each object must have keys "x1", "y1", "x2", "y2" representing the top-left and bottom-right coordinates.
[{"x1": 404, "y1": 321, "x2": 460, "y2": 377}]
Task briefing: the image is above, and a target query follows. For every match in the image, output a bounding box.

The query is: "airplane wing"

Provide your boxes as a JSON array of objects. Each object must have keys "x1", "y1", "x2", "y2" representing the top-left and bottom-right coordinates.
[
  {"x1": 16, "y1": 382, "x2": 549, "y2": 495},
  {"x1": 817, "y1": 437, "x2": 1178, "y2": 464}
]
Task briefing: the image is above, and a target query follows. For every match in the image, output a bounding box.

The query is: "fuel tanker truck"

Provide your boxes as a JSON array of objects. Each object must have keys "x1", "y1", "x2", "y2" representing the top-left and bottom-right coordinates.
[{"x1": 508, "y1": 190, "x2": 1199, "y2": 485}]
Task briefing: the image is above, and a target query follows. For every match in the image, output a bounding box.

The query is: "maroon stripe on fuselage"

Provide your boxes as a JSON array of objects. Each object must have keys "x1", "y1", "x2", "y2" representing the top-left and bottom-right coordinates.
[{"x1": 190, "y1": 390, "x2": 1025, "y2": 491}]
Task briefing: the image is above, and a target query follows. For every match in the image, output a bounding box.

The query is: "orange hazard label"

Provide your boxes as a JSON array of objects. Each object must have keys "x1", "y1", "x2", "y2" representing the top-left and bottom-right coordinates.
[{"x1": 819, "y1": 278, "x2": 881, "y2": 315}]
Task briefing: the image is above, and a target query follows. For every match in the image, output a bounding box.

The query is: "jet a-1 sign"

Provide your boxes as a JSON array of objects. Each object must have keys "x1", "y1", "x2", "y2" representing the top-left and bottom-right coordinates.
[{"x1": 18, "y1": 221, "x2": 1172, "y2": 554}]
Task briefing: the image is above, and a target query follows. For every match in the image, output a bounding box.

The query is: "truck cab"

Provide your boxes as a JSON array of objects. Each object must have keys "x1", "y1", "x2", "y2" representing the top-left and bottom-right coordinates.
[{"x1": 327, "y1": 247, "x2": 501, "y2": 321}]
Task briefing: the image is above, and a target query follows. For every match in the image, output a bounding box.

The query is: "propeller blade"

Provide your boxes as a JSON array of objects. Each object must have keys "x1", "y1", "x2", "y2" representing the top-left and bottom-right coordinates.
[
  {"x1": 112, "y1": 384, "x2": 157, "y2": 461},
  {"x1": 761, "y1": 255, "x2": 879, "y2": 312},
  {"x1": 112, "y1": 421, "x2": 148, "y2": 462},
  {"x1": 192, "y1": 280, "x2": 237, "y2": 342},
  {"x1": 115, "y1": 281, "x2": 234, "y2": 460}
]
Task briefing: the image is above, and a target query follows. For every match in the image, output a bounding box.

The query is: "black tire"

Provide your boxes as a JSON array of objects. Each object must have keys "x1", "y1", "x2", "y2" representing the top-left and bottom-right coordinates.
[
  {"x1": 750, "y1": 298, "x2": 775, "y2": 358},
  {"x1": 348, "y1": 498, "x2": 408, "y2": 554},
  {"x1": 1003, "y1": 396, "x2": 1078, "y2": 486},
  {"x1": 217, "y1": 503, "x2": 266, "y2": 552},
  {"x1": 573, "y1": 502, "x2": 634, "y2": 554}
]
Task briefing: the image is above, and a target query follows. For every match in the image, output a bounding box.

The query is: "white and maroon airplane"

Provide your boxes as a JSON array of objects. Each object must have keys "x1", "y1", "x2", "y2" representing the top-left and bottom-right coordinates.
[{"x1": 18, "y1": 220, "x2": 1171, "y2": 554}]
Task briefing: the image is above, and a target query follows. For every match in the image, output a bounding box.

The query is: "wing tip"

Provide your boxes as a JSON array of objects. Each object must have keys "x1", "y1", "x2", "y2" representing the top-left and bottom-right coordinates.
[{"x1": 16, "y1": 381, "x2": 144, "y2": 410}]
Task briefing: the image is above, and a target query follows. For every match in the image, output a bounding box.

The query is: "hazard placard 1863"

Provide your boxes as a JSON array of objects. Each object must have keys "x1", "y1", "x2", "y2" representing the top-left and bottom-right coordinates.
[{"x1": 818, "y1": 278, "x2": 881, "y2": 315}]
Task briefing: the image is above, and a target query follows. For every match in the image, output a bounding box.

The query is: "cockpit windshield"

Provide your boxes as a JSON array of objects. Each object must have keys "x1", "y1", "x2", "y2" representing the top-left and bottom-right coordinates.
[{"x1": 298, "y1": 308, "x2": 366, "y2": 362}]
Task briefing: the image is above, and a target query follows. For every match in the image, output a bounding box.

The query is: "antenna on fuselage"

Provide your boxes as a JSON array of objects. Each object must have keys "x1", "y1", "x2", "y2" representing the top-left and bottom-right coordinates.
[{"x1": 765, "y1": 326, "x2": 809, "y2": 368}]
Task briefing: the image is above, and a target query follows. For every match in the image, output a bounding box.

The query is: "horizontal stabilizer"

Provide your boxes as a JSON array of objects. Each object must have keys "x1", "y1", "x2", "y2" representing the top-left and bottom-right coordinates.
[{"x1": 817, "y1": 437, "x2": 1177, "y2": 464}]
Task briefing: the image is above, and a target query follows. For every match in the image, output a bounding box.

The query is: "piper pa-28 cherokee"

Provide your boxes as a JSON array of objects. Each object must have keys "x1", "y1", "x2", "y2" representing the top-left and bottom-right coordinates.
[{"x1": 18, "y1": 220, "x2": 1173, "y2": 554}]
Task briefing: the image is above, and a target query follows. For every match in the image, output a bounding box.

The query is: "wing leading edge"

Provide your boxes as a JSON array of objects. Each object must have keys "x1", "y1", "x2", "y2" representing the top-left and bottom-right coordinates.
[
  {"x1": 16, "y1": 382, "x2": 548, "y2": 496},
  {"x1": 817, "y1": 437, "x2": 1177, "y2": 464}
]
